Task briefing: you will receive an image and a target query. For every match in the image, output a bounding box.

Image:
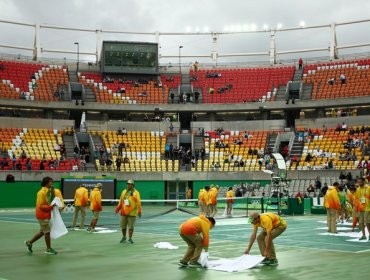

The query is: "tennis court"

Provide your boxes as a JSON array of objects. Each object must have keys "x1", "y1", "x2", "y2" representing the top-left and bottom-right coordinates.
[{"x1": 0, "y1": 206, "x2": 369, "y2": 280}]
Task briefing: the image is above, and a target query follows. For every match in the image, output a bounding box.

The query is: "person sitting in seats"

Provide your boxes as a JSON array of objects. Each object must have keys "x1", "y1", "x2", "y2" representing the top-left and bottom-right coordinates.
[
  {"x1": 328, "y1": 77, "x2": 335, "y2": 85},
  {"x1": 339, "y1": 74, "x2": 346, "y2": 84}
]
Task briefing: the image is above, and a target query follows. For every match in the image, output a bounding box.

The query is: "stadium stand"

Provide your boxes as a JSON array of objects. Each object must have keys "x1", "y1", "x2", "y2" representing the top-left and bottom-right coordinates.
[
  {"x1": 190, "y1": 66, "x2": 295, "y2": 103},
  {"x1": 303, "y1": 59, "x2": 370, "y2": 99}
]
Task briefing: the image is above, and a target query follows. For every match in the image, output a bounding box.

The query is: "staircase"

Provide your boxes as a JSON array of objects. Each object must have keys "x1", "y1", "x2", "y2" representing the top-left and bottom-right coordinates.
[
  {"x1": 266, "y1": 133, "x2": 278, "y2": 153},
  {"x1": 275, "y1": 85, "x2": 287, "y2": 101},
  {"x1": 68, "y1": 68, "x2": 79, "y2": 83},
  {"x1": 300, "y1": 84, "x2": 313, "y2": 100},
  {"x1": 84, "y1": 85, "x2": 96, "y2": 102},
  {"x1": 62, "y1": 134, "x2": 76, "y2": 159},
  {"x1": 290, "y1": 136, "x2": 304, "y2": 160}
]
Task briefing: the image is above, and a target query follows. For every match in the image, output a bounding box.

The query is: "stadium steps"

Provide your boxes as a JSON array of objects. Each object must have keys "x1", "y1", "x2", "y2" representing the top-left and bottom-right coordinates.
[
  {"x1": 68, "y1": 68, "x2": 79, "y2": 83},
  {"x1": 300, "y1": 84, "x2": 313, "y2": 100},
  {"x1": 62, "y1": 134, "x2": 76, "y2": 159},
  {"x1": 83, "y1": 86, "x2": 96, "y2": 102},
  {"x1": 290, "y1": 136, "x2": 304, "y2": 159},
  {"x1": 293, "y1": 67, "x2": 303, "y2": 81},
  {"x1": 266, "y1": 133, "x2": 278, "y2": 152},
  {"x1": 193, "y1": 136, "x2": 205, "y2": 156},
  {"x1": 275, "y1": 85, "x2": 287, "y2": 101}
]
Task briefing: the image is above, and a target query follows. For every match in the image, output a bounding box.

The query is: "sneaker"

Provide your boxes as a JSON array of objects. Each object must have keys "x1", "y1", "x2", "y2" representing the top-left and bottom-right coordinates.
[
  {"x1": 267, "y1": 259, "x2": 279, "y2": 266},
  {"x1": 120, "y1": 237, "x2": 126, "y2": 243},
  {"x1": 260, "y1": 258, "x2": 270, "y2": 265},
  {"x1": 87, "y1": 228, "x2": 92, "y2": 233},
  {"x1": 128, "y1": 239, "x2": 134, "y2": 244},
  {"x1": 359, "y1": 236, "x2": 367, "y2": 240},
  {"x1": 178, "y1": 260, "x2": 188, "y2": 267},
  {"x1": 24, "y1": 241, "x2": 32, "y2": 253},
  {"x1": 44, "y1": 248, "x2": 57, "y2": 255},
  {"x1": 188, "y1": 262, "x2": 202, "y2": 268}
]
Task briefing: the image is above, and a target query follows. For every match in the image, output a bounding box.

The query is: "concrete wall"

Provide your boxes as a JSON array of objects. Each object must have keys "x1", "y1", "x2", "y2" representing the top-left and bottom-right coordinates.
[
  {"x1": 296, "y1": 115, "x2": 370, "y2": 129},
  {"x1": 0, "y1": 169, "x2": 360, "y2": 183},
  {"x1": 85, "y1": 120, "x2": 180, "y2": 133},
  {"x1": 192, "y1": 120, "x2": 286, "y2": 132},
  {"x1": 0, "y1": 117, "x2": 74, "y2": 130}
]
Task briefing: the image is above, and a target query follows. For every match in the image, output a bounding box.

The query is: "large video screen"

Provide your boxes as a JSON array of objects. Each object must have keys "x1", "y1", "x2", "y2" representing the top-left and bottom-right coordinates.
[
  {"x1": 61, "y1": 177, "x2": 116, "y2": 200},
  {"x1": 101, "y1": 41, "x2": 158, "y2": 74}
]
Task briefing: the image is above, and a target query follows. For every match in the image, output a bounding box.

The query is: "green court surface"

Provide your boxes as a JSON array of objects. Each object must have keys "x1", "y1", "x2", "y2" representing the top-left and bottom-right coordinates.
[{"x1": 0, "y1": 207, "x2": 369, "y2": 280}]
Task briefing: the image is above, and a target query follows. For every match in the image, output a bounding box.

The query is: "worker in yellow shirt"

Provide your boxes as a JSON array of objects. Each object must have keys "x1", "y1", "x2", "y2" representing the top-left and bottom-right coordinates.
[
  {"x1": 208, "y1": 185, "x2": 219, "y2": 217},
  {"x1": 198, "y1": 186, "x2": 210, "y2": 216},
  {"x1": 354, "y1": 177, "x2": 370, "y2": 240},
  {"x1": 25, "y1": 176, "x2": 58, "y2": 255},
  {"x1": 115, "y1": 180, "x2": 141, "y2": 244},
  {"x1": 72, "y1": 184, "x2": 89, "y2": 229},
  {"x1": 244, "y1": 212, "x2": 287, "y2": 266},
  {"x1": 87, "y1": 183, "x2": 102, "y2": 233},
  {"x1": 178, "y1": 215, "x2": 215, "y2": 268},
  {"x1": 324, "y1": 182, "x2": 341, "y2": 233},
  {"x1": 226, "y1": 187, "x2": 235, "y2": 217}
]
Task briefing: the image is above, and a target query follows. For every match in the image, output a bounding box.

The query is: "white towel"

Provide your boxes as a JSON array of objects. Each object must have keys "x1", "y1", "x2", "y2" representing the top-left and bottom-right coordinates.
[
  {"x1": 50, "y1": 197, "x2": 68, "y2": 239},
  {"x1": 207, "y1": 254, "x2": 264, "y2": 272}
]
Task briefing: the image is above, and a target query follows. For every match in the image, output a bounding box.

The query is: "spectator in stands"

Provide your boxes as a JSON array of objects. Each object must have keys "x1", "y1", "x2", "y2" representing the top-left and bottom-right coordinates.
[
  {"x1": 73, "y1": 145, "x2": 80, "y2": 159},
  {"x1": 215, "y1": 161, "x2": 221, "y2": 171},
  {"x1": 170, "y1": 91, "x2": 175, "y2": 103},
  {"x1": 20, "y1": 149, "x2": 27, "y2": 159},
  {"x1": 11, "y1": 154, "x2": 17, "y2": 169},
  {"x1": 79, "y1": 158, "x2": 86, "y2": 171},
  {"x1": 305, "y1": 152, "x2": 313, "y2": 163},
  {"x1": 193, "y1": 61, "x2": 199, "y2": 72},
  {"x1": 321, "y1": 183, "x2": 329, "y2": 196},
  {"x1": 115, "y1": 156, "x2": 122, "y2": 171},
  {"x1": 307, "y1": 184, "x2": 315, "y2": 195},
  {"x1": 15, "y1": 160, "x2": 22, "y2": 170},
  {"x1": 194, "y1": 91, "x2": 200, "y2": 103},
  {"x1": 117, "y1": 127, "x2": 123, "y2": 135},
  {"x1": 328, "y1": 77, "x2": 335, "y2": 85},
  {"x1": 298, "y1": 58, "x2": 303, "y2": 70},
  {"x1": 328, "y1": 159, "x2": 334, "y2": 169},
  {"x1": 123, "y1": 156, "x2": 130, "y2": 164},
  {"x1": 315, "y1": 176, "x2": 322, "y2": 193},
  {"x1": 166, "y1": 75, "x2": 174, "y2": 82},
  {"x1": 339, "y1": 73, "x2": 346, "y2": 84},
  {"x1": 1, "y1": 156, "x2": 9, "y2": 169}
]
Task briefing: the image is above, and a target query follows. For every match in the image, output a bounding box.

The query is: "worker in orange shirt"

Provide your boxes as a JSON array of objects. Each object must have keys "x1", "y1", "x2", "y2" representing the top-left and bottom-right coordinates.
[
  {"x1": 87, "y1": 183, "x2": 102, "y2": 233},
  {"x1": 115, "y1": 179, "x2": 141, "y2": 244},
  {"x1": 186, "y1": 188, "x2": 192, "y2": 200},
  {"x1": 24, "y1": 176, "x2": 58, "y2": 255},
  {"x1": 72, "y1": 184, "x2": 89, "y2": 229},
  {"x1": 324, "y1": 182, "x2": 341, "y2": 233},
  {"x1": 346, "y1": 185, "x2": 358, "y2": 232},
  {"x1": 354, "y1": 177, "x2": 370, "y2": 240},
  {"x1": 245, "y1": 212, "x2": 287, "y2": 266},
  {"x1": 226, "y1": 187, "x2": 235, "y2": 217},
  {"x1": 208, "y1": 185, "x2": 219, "y2": 217},
  {"x1": 198, "y1": 186, "x2": 210, "y2": 216},
  {"x1": 178, "y1": 215, "x2": 215, "y2": 268}
]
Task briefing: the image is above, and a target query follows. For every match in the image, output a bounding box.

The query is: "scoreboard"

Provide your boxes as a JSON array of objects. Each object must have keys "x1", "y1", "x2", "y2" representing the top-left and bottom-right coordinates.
[
  {"x1": 101, "y1": 41, "x2": 158, "y2": 74},
  {"x1": 61, "y1": 176, "x2": 117, "y2": 200}
]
